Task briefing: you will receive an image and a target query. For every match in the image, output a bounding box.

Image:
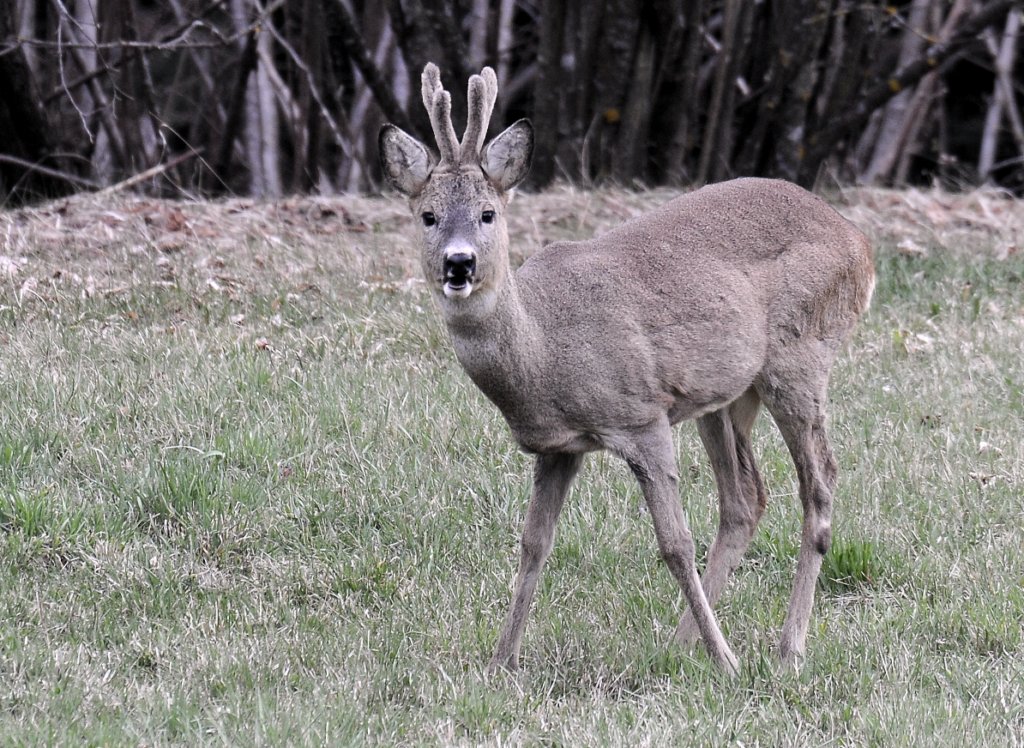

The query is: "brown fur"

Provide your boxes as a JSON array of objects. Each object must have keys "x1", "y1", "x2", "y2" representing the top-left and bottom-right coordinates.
[{"x1": 379, "y1": 65, "x2": 874, "y2": 676}]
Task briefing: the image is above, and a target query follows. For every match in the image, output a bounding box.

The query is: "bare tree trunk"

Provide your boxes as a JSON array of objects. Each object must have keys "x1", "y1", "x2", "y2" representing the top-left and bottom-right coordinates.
[
  {"x1": 467, "y1": 0, "x2": 489, "y2": 71},
  {"x1": 530, "y1": 0, "x2": 567, "y2": 186},
  {"x1": 658, "y1": 0, "x2": 704, "y2": 184},
  {"x1": 167, "y1": 0, "x2": 228, "y2": 152},
  {"x1": 226, "y1": 0, "x2": 260, "y2": 193},
  {"x1": 709, "y1": 0, "x2": 754, "y2": 184},
  {"x1": 51, "y1": 0, "x2": 129, "y2": 172},
  {"x1": 859, "y1": 0, "x2": 931, "y2": 184},
  {"x1": 569, "y1": 0, "x2": 607, "y2": 184},
  {"x1": 257, "y1": 29, "x2": 283, "y2": 197},
  {"x1": 613, "y1": 20, "x2": 656, "y2": 183},
  {"x1": 100, "y1": 1, "x2": 159, "y2": 175},
  {"x1": 805, "y1": 0, "x2": 874, "y2": 183},
  {"x1": 387, "y1": 0, "x2": 445, "y2": 139},
  {"x1": 6, "y1": 0, "x2": 1023, "y2": 197},
  {"x1": 892, "y1": 0, "x2": 971, "y2": 184},
  {"x1": 420, "y1": 0, "x2": 471, "y2": 89},
  {"x1": 979, "y1": 7, "x2": 1022, "y2": 181},
  {"x1": 72, "y1": 0, "x2": 95, "y2": 127},
  {"x1": 891, "y1": 75, "x2": 940, "y2": 185},
  {"x1": 298, "y1": 0, "x2": 323, "y2": 191},
  {"x1": 0, "y1": 1, "x2": 72, "y2": 200},
  {"x1": 327, "y1": 0, "x2": 417, "y2": 137},
  {"x1": 495, "y1": 0, "x2": 515, "y2": 98},
  {"x1": 800, "y1": 0, "x2": 1019, "y2": 187},
  {"x1": 697, "y1": 0, "x2": 741, "y2": 185},
  {"x1": 771, "y1": 0, "x2": 830, "y2": 183},
  {"x1": 590, "y1": 0, "x2": 642, "y2": 184},
  {"x1": 341, "y1": 3, "x2": 396, "y2": 191},
  {"x1": 16, "y1": 0, "x2": 39, "y2": 75}
]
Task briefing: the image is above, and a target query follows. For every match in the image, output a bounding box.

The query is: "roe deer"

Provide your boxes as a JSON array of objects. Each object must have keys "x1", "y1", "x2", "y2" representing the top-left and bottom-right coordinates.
[{"x1": 379, "y1": 64, "x2": 874, "y2": 675}]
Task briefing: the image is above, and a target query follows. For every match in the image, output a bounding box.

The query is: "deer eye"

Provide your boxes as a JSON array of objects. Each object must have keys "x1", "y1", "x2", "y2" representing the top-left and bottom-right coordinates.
[
  {"x1": 481, "y1": 210, "x2": 495, "y2": 224},
  {"x1": 421, "y1": 211, "x2": 436, "y2": 227}
]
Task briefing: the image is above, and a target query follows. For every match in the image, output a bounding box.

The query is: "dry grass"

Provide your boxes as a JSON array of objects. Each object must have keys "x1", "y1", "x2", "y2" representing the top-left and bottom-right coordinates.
[
  {"x1": 5, "y1": 183, "x2": 1019, "y2": 306},
  {"x1": 838, "y1": 185, "x2": 1023, "y2": 260}
]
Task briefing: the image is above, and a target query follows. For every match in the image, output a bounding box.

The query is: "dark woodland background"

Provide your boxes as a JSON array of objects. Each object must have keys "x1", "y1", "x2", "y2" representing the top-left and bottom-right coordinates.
[{"x1": 0, "y1": 0, "x2": 1021, "y2": 205}]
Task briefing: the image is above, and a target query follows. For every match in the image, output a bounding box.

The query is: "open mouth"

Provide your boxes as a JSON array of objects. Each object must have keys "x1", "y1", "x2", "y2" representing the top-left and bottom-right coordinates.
[
  {"x1": 441, "y1": 250, "x2": 476, "y2": 299},
  {"x1": 443, "y1": 275, "x2": 473, "y2": 298}
]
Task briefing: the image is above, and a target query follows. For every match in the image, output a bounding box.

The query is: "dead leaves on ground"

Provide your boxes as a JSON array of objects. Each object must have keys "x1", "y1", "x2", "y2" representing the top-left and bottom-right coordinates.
[
  {"x1": 841, "y1": 186, "x2": 1022, "y2": 259},
  {"x1": 1, "y1": 186, "x2": 1022, "y2": 308},
  {"x1": 0, "y1": 195, "x2": 403, "y2": 308}
]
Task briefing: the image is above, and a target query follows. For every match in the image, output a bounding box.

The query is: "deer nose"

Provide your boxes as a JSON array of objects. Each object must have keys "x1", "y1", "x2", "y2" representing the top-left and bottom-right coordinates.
[{"x1": 443, "y1": 251, "x2": 476, "y2": 279}]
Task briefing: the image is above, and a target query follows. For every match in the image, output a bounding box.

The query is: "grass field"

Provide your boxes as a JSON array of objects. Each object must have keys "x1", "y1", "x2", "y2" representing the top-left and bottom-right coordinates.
[{"x1": 1, "y1": 187, "x2": 1022, "y2": 746}]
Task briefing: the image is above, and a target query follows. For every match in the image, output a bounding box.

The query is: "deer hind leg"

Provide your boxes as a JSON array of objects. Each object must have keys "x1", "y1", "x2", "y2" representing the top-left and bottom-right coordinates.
[
  {"x1": 488, "y1": 452, "x2": 583, "y2": 673},
  {"x1": 622, "y1": 422, "x2": 739, "y2": 675},
  {"x1": 675, "y1": 388, "x2": 767, "y2": 646},
  {"x1": 759, "y1": 373, "x2": 836, "y2": 666}
]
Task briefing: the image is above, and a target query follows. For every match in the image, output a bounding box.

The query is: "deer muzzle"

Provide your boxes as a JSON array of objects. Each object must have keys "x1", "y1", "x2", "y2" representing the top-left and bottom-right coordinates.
[{"x1": 442, "y1": 249, "x2": 477, "y2": 298}]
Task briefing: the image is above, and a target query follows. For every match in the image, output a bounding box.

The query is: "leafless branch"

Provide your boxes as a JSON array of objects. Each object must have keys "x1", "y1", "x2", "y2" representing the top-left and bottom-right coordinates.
[
  {"x1": 55, "y1": 19, "x2": 93, "y2": 143},
  {"x1": 3, "y1": 37, "x2": 234, "y2": 53},
  {"x1": 982, "y1": 8, "x2": 1024, "y2": 165},
  {"x1": 329, "y1": 0, "x2": 416, "y2": 136},
  {"x1": 0, "y1": 154, "x2": 99, "y2": 189},
  {"x1": 96, "y1": 150, "x2": 201, "y2": 195},
  {"x1": 39, "y1": 0, "x2": 277, "y2": 104}
]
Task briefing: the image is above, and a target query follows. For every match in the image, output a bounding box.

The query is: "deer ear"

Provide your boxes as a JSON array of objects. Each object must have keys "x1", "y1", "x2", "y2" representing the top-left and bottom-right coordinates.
[
  {"x1": 481, "y1": 119, "x2": 534, "y2": 192},
  {"x1": 379, "y1": 124, "x2": 434, "y2": 196}
]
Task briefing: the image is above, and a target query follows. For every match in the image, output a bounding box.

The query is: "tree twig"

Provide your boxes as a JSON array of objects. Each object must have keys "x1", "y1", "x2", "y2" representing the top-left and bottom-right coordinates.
[
  {"x1": 0, "y1": 154, "x2": 100, "y2": 189},
  {"x1": 55, "y1": 18, "x2": 93, "y2": 142},
  {"x1": 49, "y1": 0, "x2": 130, "y2": 167},
  {"x1": 981, "y1": 8, "x2": 1024, "y2": 174},
  {"x1": 95, "y1": 150, "x2": 200, "y2": 195}
]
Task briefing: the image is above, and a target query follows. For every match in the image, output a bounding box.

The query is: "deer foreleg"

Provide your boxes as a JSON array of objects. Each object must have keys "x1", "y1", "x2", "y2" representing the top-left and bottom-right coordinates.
[{"x1": 487, "y1": 451, "x2": 583, "y2": 672}]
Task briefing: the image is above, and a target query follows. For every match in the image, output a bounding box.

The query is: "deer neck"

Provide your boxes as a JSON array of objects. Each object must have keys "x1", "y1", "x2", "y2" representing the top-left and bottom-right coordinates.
[{"x1": 442, "y1": 272, "x2": 543, "y2": 411}]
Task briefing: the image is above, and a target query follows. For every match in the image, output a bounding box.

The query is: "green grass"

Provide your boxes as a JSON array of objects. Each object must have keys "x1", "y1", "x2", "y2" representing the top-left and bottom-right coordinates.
[{"x1": 1, "y1": 194, "x2": 1023, "y2": 745}]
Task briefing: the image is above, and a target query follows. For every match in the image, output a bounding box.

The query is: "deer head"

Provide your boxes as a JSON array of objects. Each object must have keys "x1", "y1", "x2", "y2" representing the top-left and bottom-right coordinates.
[{"x1": 379, "y1": 64, "x2": 533, "y2": 315}]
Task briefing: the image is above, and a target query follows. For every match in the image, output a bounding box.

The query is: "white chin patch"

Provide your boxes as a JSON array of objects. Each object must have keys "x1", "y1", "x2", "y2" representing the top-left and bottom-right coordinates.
[{"x1": 443, "y1": 281, "x2": 473, "y2": 299}]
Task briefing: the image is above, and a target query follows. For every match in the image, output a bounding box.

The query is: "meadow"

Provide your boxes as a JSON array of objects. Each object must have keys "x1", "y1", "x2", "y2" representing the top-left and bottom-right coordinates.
[{"x1": 1, "y1": 186, "x2": 1022, "y2": 746}]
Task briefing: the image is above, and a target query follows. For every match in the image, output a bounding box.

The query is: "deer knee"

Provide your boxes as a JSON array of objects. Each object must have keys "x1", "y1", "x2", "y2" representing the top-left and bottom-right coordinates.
[
  {"x1": 519, "y1": 531, "x2": 553, "y2": 566},
  {"x1": 657, "y1": 531, "x2": 697, "y2": 575},
  {"x1": 804, "y1": 485, "x2": 832, "y2": 556},
  {"x1": 813, "y1": 524, "x2": 832, "y2": 556},
  {"x1": 718, "y1": 500, "x2": 756, "y2": 542},
  {"x1": 823, "y1": 455, "x2": 838, "y2": 492}
]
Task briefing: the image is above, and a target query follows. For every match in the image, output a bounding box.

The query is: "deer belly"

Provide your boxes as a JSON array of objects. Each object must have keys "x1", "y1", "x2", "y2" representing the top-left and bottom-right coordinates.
[
  {"x1": 665, "y1": 395, "x2": 735, "y2": 424},
  {"x1": 507, "y1": 419, "x2": 601, "y2": 455},
  {"x1": 661, "y1": 356, "x2": 763, "y2": 425}
]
